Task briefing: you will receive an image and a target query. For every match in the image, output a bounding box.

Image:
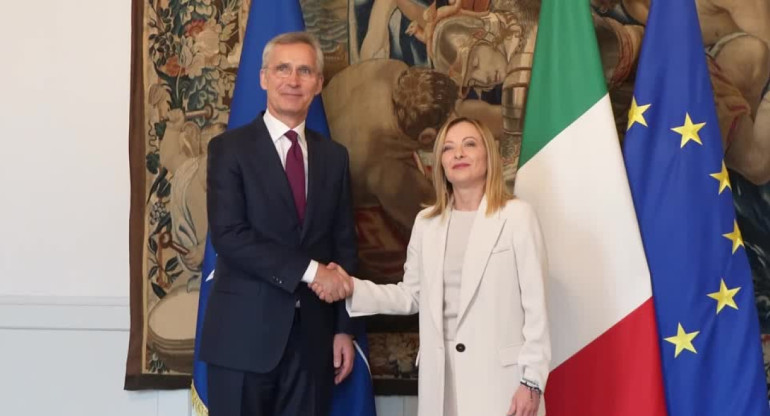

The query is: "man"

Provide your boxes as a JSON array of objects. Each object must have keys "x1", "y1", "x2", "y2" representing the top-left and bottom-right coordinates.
[{"x1": 200, "y1": 31, "x2": 357, "y2": 416}]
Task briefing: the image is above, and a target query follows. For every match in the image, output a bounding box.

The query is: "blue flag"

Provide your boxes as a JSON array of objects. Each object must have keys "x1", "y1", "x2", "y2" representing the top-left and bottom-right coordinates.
[
  {"x1": 192, "y1": 235, "x2": 215, "y2": 415},
  {"x1": 191, "y1": 2, "x2": 376, "y2": 415},
  {"x1": 622, "y1": 0, "x2": 769, "y2": 414},
  {"x1": 329, "y1": 331, "x2": 377, "y2": 416}
]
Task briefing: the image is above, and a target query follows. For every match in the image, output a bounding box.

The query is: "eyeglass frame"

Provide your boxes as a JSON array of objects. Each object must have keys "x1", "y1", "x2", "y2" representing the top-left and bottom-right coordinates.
[{"x1": 264, "y1": 63, "x2": 320, "y2": 80}]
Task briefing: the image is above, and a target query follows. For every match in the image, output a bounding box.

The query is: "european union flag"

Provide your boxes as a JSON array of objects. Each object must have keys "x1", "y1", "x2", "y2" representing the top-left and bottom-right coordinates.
[
  {"x1": 192, "y1": 235, "x2": 215, "y2": 415},
  {"x1": 191, "y1": 2, "x2": 375, "y2": 415},
  {"x1": 622, "y1": 0, "x2": 769, "y2": 414}
]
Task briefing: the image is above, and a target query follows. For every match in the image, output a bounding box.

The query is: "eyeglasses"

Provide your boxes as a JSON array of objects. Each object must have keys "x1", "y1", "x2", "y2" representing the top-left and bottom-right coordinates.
[{"x1": 268, "y1": 63, "x2": 318, "y2": 79}]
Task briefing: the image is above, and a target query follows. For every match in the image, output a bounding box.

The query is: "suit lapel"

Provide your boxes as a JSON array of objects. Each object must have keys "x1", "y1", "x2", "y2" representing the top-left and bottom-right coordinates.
[
  {"x1": 300, "y1": 133, "x2": 321, "y2": 241},
  {"x1": 456, "y1": 197, "x2": 505, "y2": 325},
  {"x1": 245, "y1": 117, "x2": 297, "y2": 222},
  {"x1": 426, "y1": 211, "x2": 450, "y2": 339}
]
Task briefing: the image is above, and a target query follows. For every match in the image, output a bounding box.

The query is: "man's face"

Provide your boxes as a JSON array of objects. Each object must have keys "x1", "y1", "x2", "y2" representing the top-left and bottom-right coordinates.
[{"x1": 260, "y1": 42, "x2": 323, "y2": 125}]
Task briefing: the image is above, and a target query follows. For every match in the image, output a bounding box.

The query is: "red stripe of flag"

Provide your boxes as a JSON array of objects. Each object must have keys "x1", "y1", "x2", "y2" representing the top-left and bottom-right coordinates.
[{"x1": 546, "y1": 299, "x2": 667, "y2": 415}]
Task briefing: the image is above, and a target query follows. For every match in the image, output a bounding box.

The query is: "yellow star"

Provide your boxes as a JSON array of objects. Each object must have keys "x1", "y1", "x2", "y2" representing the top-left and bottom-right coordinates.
[
  {"x1": 671, "y1": 113, "x2": 706, "y2": 148},
  {"x1": 707, "y1": 279, "x2": 741, "y2": 314},
  {"x1": 709, "y1": 161, "x2": 732, "y2": 195},
  {"x1": 664, "y1": 323, "x2": 699, "y2": 358},
  {"x1": 627, "y1": 97, "x2": 651, "y2": 130},
  {"x1": 722, "y1": 220, "x2": 745, "y2": 254}
]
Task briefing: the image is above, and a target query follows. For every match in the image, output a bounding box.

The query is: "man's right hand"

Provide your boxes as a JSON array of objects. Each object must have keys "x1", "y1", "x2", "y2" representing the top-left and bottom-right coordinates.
[{"x1": 310, "y1": 263, "x2": 353, "y2": 303}]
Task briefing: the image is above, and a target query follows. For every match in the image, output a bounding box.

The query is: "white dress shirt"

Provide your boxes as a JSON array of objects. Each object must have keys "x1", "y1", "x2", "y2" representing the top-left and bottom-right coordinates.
[{"x1": 263, "y1": 110, "x2": 318, "y2": 284}]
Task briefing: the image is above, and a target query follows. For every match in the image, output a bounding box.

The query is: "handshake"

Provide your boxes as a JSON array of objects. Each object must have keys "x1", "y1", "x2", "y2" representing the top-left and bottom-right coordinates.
[{"x1": 310, "y1": 262, "x2": 354, "y2": 303}]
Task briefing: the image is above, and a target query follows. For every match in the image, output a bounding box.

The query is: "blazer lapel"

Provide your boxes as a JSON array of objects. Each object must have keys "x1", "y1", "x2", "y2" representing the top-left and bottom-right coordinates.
[
  {"x1": 426, "y1": 210, "x2": 450, "y2": 339},
  {"x1": 300, "y1": 134, "x2": 321, "y2": 241},
  {"x1": 456, "y1": 197, "x2": 505, "y2": 325},
  {"x1": 245, "y1": 117, "x2": 297, "y2": 219}
]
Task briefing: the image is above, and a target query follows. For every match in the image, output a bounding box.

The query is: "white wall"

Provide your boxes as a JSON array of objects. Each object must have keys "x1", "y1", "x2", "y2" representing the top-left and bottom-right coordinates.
[
  {"x1": 0, "y1": 297, "x2": 417, "y2": 416},
  {"x1": 0, "y1": 297, "x2": 190, "y2": 415},
  {"x1": 0, "y1": 1, "x2": 414, "y2": 415},
  {"x1": 0, "y1": 1, "x2": 130, "y2": 298}
]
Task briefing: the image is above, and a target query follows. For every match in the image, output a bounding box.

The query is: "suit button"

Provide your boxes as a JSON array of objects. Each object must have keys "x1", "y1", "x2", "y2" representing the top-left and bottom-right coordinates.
[{"x1": 456, "y1": 343, "x2": 466, "y2": 353}]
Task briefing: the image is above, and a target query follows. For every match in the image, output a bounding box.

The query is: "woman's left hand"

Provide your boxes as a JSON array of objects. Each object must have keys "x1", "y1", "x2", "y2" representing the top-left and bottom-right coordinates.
[{"x1": 506, "y1": 384, "x2": 540, "y2": 416}]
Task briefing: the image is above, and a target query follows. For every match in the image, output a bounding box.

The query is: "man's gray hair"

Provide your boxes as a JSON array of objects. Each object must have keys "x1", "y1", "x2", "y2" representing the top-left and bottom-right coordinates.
[{"x1": 261, "y1": 31, "x2": 324, "y2": 74}]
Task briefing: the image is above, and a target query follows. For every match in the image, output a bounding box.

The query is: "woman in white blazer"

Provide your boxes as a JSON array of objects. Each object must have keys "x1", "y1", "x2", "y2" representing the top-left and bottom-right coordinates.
[{"x1": 322, "y1": 118, "x2": 551, "y2": 416}]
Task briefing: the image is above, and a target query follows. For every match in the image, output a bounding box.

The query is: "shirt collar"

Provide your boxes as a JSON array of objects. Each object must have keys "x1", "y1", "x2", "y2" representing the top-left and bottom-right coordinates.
[{"x1": 263, "y1": 109, "x2": 306, "y2": 145}]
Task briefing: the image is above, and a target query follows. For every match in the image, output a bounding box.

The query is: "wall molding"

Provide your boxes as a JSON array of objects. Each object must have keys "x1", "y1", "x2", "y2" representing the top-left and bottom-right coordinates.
[
  {"x1": 0, "y1": 295, "x2": 130, "y2": 331},
  {"x1": 0, "y1": 295, "x2": 414, "y2": 415}
]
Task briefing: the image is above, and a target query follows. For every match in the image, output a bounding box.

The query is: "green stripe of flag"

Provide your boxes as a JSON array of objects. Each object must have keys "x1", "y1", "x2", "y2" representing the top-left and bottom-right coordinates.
[{"x1": 520, "y1": 0, "x2": 608, "y2": 166}]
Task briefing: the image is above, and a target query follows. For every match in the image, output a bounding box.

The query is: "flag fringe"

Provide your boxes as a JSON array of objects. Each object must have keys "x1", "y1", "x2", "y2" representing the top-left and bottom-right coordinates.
[{"x1": 191, "y1": 382, "x2": 208, "y2": 416}]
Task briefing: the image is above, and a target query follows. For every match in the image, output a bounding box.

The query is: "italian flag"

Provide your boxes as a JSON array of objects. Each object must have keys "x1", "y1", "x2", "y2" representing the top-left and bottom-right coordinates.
[{"x1": 514, "y1": 1, "x2": 667, "y2": 414}]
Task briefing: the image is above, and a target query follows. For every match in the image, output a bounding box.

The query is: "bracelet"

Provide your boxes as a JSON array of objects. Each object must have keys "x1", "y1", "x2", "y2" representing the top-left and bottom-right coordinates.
[{"x1": 520, "y1": 378, "x2": 542, "y2": 395}]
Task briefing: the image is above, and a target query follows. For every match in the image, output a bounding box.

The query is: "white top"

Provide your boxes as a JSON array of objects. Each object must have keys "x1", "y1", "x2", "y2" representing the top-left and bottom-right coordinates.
[
  {"x1": 442, "y1": 209, "x2": 476, "y2": 341},
  {"x1": 262, "y1": 109, "x2": 316, "y2": 283}
]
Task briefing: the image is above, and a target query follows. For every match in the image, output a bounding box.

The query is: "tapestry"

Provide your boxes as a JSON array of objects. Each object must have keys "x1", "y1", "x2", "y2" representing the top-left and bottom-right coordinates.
[{"x1": 126, "y1": 0, "x2": 770, "y2": 395}]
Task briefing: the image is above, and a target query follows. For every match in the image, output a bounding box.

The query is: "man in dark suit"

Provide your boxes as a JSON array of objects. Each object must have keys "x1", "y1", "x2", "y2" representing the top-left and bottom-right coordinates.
[{"x1": 201, "y1": 31, "x2": 357, "y2": 416}]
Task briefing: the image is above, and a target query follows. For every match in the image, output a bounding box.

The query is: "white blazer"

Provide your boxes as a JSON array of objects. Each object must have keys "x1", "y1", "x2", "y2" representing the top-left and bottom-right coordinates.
[{"x1": 348, "y1": 197, "x2": 550, "y2": 416}]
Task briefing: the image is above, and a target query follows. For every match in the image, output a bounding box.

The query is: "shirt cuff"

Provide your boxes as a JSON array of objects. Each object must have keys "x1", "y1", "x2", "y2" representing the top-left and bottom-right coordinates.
[{"x1": 301, "y1": 260, "x2": 319, "y2": 284}]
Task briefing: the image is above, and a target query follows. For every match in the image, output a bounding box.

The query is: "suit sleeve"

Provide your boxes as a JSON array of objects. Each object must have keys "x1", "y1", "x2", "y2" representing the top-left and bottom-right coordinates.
[
  {"x1": 331, "y1": 148, "x2": 359, "y2": 334},
  {"x1": 513, "y1": 202, "x2": 551, "y2": 390},
  {"x1": 207, "y1": 135, "x2": 310, "y2": 293}
]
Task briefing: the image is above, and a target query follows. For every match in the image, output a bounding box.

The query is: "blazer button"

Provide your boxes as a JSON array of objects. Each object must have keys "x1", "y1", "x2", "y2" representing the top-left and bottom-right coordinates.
[{"x1": 455, "y1": 343, "x2": 466, "y2": 353}]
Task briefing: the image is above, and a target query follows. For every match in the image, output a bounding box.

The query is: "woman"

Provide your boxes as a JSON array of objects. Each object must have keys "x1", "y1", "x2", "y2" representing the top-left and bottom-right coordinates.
[{"x1": 319, "y1": 118, "x2": 550, "y2": 416}]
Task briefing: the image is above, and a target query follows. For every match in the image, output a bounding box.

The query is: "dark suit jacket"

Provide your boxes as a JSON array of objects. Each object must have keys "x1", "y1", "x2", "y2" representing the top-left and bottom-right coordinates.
[{"x1": 200, "y1": 114, "x2": 358, "y2": 378}]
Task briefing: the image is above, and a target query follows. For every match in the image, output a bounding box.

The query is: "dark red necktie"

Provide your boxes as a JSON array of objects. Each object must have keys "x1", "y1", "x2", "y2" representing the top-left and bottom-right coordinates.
[{"x1": 284, "y1": 130, "x2": 306, "y2": 222}]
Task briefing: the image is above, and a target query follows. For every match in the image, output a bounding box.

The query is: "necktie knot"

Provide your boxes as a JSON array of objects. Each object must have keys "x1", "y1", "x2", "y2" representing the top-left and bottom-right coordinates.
[{"x1": 285, "y1": 130, "x2": 299, "y2": 144}]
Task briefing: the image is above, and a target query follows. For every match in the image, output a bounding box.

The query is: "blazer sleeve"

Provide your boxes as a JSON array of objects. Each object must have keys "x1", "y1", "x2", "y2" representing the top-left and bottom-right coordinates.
[
  {"x1": 512, "y1": 202, "x2": 551, "y2": 390},
  {"x1": 346, "y1": 212, "x2": 425, "y2": 317},
  {"x1": 207, "y1": 135, "x2": 311, "y2": 293}
]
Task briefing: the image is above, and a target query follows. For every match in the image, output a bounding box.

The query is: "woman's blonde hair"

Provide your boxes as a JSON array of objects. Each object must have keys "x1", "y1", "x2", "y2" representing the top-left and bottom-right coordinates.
[{"x1": 424, "y1": 117, "x2": 512, "y2": 218}]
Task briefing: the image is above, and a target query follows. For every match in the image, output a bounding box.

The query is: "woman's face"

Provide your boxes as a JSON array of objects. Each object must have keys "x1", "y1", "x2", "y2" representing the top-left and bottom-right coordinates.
[
  {"x1": 441, "y1": 121, "x2": 488, "y2": 190},
  {"x1": 466, "y1": 43, "x2": 507, "y2": 89}
]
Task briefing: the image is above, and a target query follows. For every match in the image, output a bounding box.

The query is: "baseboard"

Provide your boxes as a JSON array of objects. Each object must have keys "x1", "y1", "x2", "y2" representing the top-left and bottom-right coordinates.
[{"x1": 0, "y1": 295, "x2": 130, "y2": 331}]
